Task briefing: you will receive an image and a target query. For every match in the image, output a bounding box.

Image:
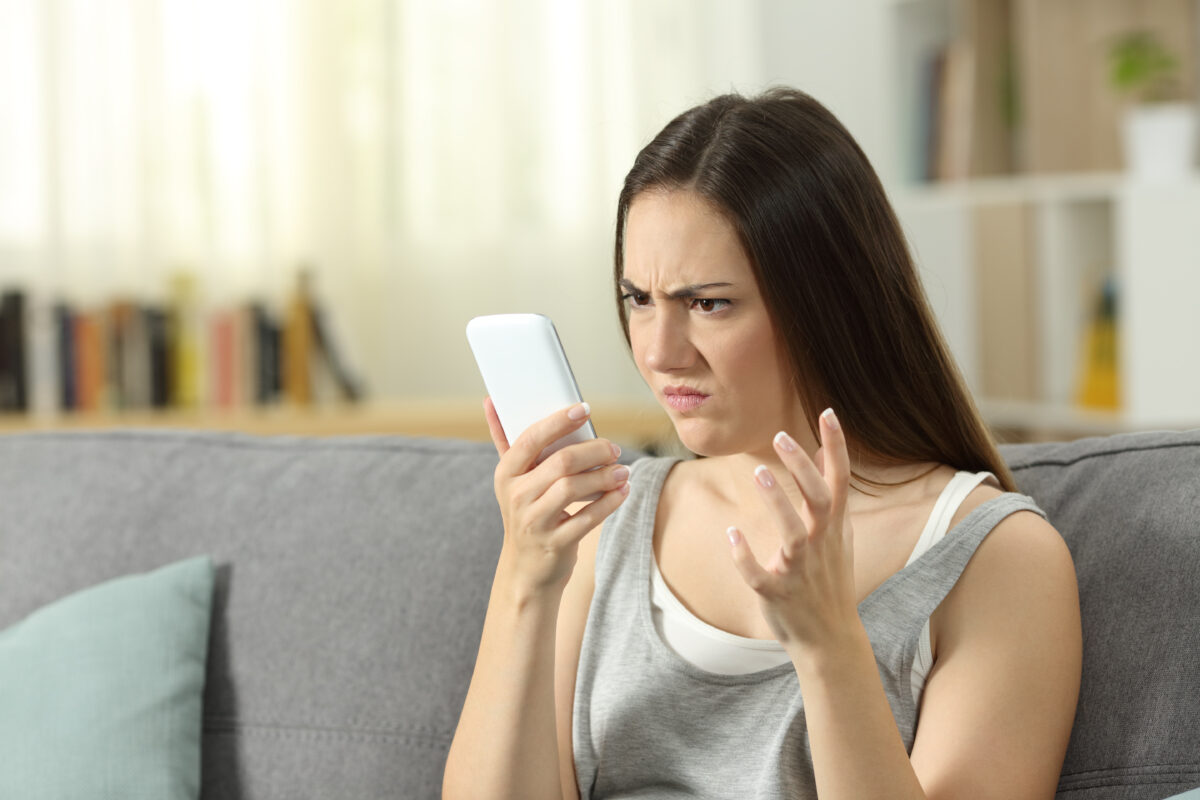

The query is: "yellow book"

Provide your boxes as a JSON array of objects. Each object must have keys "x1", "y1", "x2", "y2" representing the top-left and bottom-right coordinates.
[
  {"x1": 283, "y1": 269, "x2": 314, "y2": 406},
  {"x1": 168, "y1": 271, "x2": 202, "y2": 409},
  {"x1": 1075, "y1": 277, "x2": 1120, "y2": 410}
]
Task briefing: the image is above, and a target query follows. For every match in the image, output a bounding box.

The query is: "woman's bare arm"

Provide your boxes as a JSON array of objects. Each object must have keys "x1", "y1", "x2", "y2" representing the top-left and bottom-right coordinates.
[
  {"x1": 909, "y1": 511, "x2": 1082, "y2": 799},
  {"x1": 794, "y1": 510, "x2": 1080, "y2": 799},
  {"x1": 554, "y1": 522, "x2": 601, "y2": 800},
  {"x1": 729, "y1": 412, "x2": 1081, "y2": 799},
  {"x1": 442, "y1": 402, "x2": 627, "y2": 800}
]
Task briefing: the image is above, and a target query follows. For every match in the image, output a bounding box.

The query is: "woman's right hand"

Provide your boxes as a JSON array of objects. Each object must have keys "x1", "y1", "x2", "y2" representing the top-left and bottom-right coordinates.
[{"x1": 484, "y1": 397, "x2": 631, "y2": 595}]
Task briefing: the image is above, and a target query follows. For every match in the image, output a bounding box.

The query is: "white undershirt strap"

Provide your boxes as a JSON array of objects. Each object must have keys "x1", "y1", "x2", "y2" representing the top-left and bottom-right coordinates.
[
  {"x1": 907, "y1": 470, "x2": 998, "y2": 706},
  {"x1": 650, "y1": 470, "x2": 998, "y2": 693}
]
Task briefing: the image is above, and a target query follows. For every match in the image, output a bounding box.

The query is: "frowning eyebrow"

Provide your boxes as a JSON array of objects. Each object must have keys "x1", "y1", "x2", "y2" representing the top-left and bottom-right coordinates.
[{"x1": 618, "y1": 278, "x2": 735, "y2": 300}]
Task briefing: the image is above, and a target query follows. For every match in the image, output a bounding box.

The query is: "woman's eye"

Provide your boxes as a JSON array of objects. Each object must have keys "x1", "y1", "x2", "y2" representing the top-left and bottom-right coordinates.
[
  {"x1": 622, "y1": 292, "x2": 651, "y2": 308},
  {"x1": 692, "y1": 298, "x2": 730, "y2": 313}
]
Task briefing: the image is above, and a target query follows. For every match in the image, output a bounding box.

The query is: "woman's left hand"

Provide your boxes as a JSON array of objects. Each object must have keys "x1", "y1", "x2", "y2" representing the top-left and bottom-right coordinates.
[{"x1": 727, "y1": 408, "x2": 862, "y2": 661}]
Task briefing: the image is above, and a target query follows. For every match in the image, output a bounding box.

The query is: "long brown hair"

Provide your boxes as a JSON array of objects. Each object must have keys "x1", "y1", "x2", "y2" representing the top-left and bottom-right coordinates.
[{"x1": 614, "y1": 87, "x2": 1016, "y2": 493}]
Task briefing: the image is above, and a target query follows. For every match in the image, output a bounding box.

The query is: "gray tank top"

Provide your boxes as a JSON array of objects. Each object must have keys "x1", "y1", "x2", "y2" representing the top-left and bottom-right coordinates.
[{"x1": 573, "y1": 456, "x2": 1047, "y2": 799}]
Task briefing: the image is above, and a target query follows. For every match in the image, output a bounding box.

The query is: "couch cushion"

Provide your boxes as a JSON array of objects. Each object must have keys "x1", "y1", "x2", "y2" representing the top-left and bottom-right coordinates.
[
  {"x1": 1000, "y1": 429, "x2": 1200, "y2": 800},
  {"x1": 0, "y1": 431, "x2": 505, "y2": 800},
  {"x1": 0, "y1": 555, "x2": 213, "y2": 800}
]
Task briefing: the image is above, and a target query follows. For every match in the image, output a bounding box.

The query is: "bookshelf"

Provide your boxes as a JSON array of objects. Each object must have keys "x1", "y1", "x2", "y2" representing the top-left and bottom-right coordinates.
[
  {"x1": 0, "y1": 270, "x2": 367, "y2": 423},
  {"x1": 885, "y1": 0, "x2": 1200, "y2": 437}
]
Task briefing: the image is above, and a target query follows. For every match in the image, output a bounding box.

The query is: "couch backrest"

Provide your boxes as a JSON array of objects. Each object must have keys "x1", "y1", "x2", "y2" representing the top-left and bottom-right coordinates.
[
  {"x1": 0, "y1": 430, "x2": 505, "y2": 800},
  {"x1": 1, "y1": 428, "x2": 1197, "y2": 799},
  {"x1": 1000, "y1": 429, "x2": 1200, "y2": 799}
]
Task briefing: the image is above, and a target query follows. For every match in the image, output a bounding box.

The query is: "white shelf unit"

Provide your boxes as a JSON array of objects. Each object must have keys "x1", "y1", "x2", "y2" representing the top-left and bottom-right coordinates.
[
  {"x1": 878, "y1": 0, "x2": 1200, "y2": 436},
  {"x1": 894, "y1": 176, "x2": 1200, "y2": 435},
  {"x1": 762, "y1": 1, "x2": 1198, "y2": 436}
]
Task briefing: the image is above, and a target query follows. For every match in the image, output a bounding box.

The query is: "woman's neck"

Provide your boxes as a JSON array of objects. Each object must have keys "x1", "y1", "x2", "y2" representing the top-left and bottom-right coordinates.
[{"x1": 706, "y1": 449, "x2": 944, "y2": 532}]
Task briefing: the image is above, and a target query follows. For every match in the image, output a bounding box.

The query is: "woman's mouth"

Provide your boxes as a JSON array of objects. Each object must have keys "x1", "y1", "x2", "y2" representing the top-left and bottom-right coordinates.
[{"x1": 663, "y1": 386, "x2": 710, "y2": 412}]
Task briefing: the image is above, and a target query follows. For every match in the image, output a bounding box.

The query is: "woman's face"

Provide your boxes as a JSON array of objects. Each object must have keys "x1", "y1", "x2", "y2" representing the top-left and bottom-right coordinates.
[{"x1": 622, "y1": 189, "x2": 806, "y2": 457}]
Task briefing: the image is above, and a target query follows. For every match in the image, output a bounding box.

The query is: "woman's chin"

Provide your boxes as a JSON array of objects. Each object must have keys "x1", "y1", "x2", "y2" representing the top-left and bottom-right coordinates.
[
  {"x1": 672, "y1": 420, "x2": 740, "y2": 458},
  {"x1": 671, "y1": 417, "x2": 788, "y2": 459}
]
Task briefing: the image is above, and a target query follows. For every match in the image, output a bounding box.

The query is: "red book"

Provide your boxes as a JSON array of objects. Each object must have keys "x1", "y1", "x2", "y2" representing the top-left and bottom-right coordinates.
[{"x1": 210, "y1": 311, "x2": 236, "y2": 409}]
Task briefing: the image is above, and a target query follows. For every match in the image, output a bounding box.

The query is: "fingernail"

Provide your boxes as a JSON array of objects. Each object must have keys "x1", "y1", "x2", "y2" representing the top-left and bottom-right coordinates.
[
  {"x1": 726, "y1": 526, "x2": 740, "y2": 546},
  {"x1": 773, "y1": 431, "x2": 797, "y2": 452},
  {"x1": 568, "y1": 402, "x2": 591, "y2": 420},
  {"x1": 612, "y1": 465, "x2": 630, "y2": 483},
  {"x1": 754, "y1": 464, "x2": 774, "y2": 488},
  {"x1": 610, "y1": 442, "x2": 622, "y2": 459},
  {"x1": 822, "y1": 407, "x2": 839, "y2": 430}
]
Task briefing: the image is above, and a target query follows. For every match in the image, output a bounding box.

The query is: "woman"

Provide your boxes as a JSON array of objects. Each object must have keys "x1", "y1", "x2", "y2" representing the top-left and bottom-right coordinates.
[{"x1": 444, "y1": 88, "x2": 1082, "y2": 799}]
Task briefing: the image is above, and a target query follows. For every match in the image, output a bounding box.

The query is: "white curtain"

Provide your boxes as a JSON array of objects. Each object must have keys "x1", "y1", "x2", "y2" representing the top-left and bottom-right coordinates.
[{"x1": 0, "y1": 0, "x2": 764, "y2": 401}]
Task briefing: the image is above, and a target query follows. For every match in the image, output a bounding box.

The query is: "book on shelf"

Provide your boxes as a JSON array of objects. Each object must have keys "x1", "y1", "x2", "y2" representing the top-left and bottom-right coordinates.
[
  {"x1": 110, "y1": 300, "x2": 152, "y2": 410},
  {"x1": 279, "y1": 269, "x2": 364, "y2": 406},
  {"x1": 249, "y1": 302, "x2": 281, "y2": 405},
  {"x1": 283, "y1": 272, "x2": 315, "y2": 406},
  {"x1": 310, "y1": 302, "x2": 363, "y2": 403},
  {"x1": 168, "y1": 273, "x2": 202, "y2": 409},
  {"x1": 209, "y1": 309, "x2": 234, "y2": 409},
  {"x1": 145, "y1": 307, "x2": 171, "y2": 408},
  {"x1": 73, "y1": 310, "x2": 106, "y2": 412},
  {"x1": 25, "y1": 294, "x2": 58, "y2": 416},
  {"x1": 935, "y1": 40, "x2": 975, "y2": 182},
  {"x1": 918, "y1": 39, "x2": 977, "y2": 183},
  {"x1": 1075, "y1": 275, "x2": 1120, "y2": 410},
  {"x1": 0, "y1": 290, "x2": 28, "y2": 412},
  {"x1": 973, "y1": 202, "x2": 1041, "y2": 403},
  {"x1": 0, "y1": 277, "x2": 362, "y2": 418},
  {"x1": 917, "y1": 46, "x2": 945, "y2": 182},
  {"x1": 55, "y1": 302, "x2": 75, "y2": 411}
]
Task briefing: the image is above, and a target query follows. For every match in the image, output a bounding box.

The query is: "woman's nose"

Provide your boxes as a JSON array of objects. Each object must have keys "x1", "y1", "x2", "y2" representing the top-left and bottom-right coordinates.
[{"x1": 643, "y1": 312, "x2": 695, "y2": 372}]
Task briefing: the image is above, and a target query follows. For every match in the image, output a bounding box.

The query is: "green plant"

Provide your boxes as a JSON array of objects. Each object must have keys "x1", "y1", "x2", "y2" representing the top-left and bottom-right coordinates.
[{"x1": 1109, "y1": 30, "x2": 1181, "y2": 103}]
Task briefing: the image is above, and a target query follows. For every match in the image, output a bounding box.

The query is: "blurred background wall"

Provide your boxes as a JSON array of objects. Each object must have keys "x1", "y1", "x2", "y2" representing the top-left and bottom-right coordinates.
[{"x1": 1, "y1": 0, "x2": 1198, "y2": 445}]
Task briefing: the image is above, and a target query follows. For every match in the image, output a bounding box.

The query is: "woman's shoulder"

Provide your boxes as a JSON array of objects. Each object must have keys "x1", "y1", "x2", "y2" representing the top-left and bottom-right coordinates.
[
  {"x1": 624, "y1": 454, "x2": 691, "y2": 508},
  {"x1": 933, "y1": 470, "x2": 1076, "y2": 645},
  {"x1": 627, "y1": 453, "x2": 686, "y2": 479},
  {"x1": 945, "y1": 468, "x2": 1067, "y2": 576},
  {"x1": 939, "y1": 478, "x2": 1077, "y2": 632},
  {"x1": 915, "y1": 488, "x2": 1081, "y2": 797},
  {"x1": 951, "y1": 476, "x2": 998, "y2": 519}
]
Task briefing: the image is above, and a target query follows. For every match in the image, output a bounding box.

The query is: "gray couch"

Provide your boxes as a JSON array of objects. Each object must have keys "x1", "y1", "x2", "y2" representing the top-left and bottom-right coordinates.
[{"x1": 0, "y1": 427, "x2": 1197, "y2": 798}]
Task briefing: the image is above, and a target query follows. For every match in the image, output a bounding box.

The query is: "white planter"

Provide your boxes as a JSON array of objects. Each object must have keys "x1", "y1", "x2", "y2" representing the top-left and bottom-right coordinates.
[{"x1": 1122, "y1": 102, "x2": 1198, "y2": 182}]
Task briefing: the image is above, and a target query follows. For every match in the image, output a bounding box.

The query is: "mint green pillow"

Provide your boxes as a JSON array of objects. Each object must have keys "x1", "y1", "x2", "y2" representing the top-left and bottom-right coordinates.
[{"x1": 0, "y1": 556, "x2": 214, "y2": 799}]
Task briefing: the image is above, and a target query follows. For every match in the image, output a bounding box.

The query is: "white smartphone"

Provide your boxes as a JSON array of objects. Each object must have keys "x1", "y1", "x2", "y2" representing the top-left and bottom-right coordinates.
[{"x1": 466, "y1": 313, "x2": 597, "y2": 463}]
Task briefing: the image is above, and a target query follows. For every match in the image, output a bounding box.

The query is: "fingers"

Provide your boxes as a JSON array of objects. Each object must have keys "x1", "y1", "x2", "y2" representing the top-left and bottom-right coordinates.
[
  {"x1": 483, "y1": 397, "x2": 510, "y2": 457},
  {"x1": 501, "y1": 439, "x2": 625, "y2": 544},
  {"x1": 552, "y1": 475, "x2": 631, "y2": 544},
  {"x1": 752, "y1": 463, "x2": 809, "y2": 559},
  {"x1": 770, "y1": 409, "x2": 848, "y2": 535},
  {"x1": 772, "y1": 430, "x2": 832, "y2": 520},
  {"x1": 531, "y1": 460, "x2": 629, "y2": 521},
  {"x1": 726, "y1": 526, "x2": 771, "y2": 592},
  {"x1": 737, "y1": 409, "x2": 847, "y2": 567},
  {"x1": 498, "y1": 402, "x2": 595, "y2": 478},
  {"x1": 817, "y1": 408, "x2": 849, "y2": 523}
]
